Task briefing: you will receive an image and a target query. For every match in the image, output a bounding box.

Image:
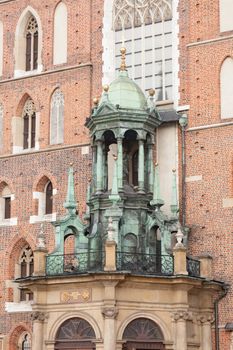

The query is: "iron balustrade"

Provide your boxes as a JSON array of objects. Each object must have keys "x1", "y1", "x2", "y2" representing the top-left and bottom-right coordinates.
[
  {"x1": 186, "y1": 257, "x2": 200, "y2": 277},
  {"x1": 46, "y1": 251, "x2": 104, "y2": 276},
  {"x1": 117, "y1": 252, "x2": 174, "y2": 276}
]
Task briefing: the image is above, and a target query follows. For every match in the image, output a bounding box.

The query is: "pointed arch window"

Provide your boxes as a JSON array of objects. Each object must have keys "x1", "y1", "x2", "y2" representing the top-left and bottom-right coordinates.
[
  {"x1": 113, "y1": 0, "x2": 173, "y2": 101},
  {"x1": 50, "y1": 89, "x2": 64, "y2": 144},
  {"x1": 23, "y1": 98, "x2": 36, "y2": 149},
  {"x1": 22, "y1": 334, "x2": 31, "y2": 350},
  {"x1": 25, "y1": 16, "x2": 38, "y2": 71},
  {"x1": 45, "y1": 181, "x2": 53, "y2": 214},
  {"x1": 19, "y1": 246, "x2": 34, "y2": 301}
]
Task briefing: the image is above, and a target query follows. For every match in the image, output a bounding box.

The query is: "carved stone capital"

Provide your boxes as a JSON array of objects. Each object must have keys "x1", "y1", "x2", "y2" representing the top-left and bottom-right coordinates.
[
  {"x1": 31, "y1": 311, "x2": 48, "y2": 322},
  {"x1": 101, "y1": 307, "x2": 118, "y2": 319},
  {"x1": 197, "y1": 314, "x2": 214, "y2": 325},
  {"x1": 172, "y1": 311, "x2": 193, "y2": 322}
]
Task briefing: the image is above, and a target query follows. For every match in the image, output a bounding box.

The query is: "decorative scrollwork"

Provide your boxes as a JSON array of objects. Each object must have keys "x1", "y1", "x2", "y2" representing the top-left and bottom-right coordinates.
[
  {"x1": 117, "y1": 252, "x2": 174, "y2": 275},
  {"x1": 102, "y1": 307, "x2": 118, "y2": 319},
  {"x1": 197, "y1": 314, "x2": 214, "y2": 324},
  {"x1": 31, "y1": 311, "x2": 48, "y2": 322},
  {"x1": 186, "y1": 257, "x2": 200, "y2": 277},
  {"x1": 172, "y1": 311, "x2": 193, "y2": 322},
  {"x1": 46, "y1": 251, "x2": 104, "y2": 276}
]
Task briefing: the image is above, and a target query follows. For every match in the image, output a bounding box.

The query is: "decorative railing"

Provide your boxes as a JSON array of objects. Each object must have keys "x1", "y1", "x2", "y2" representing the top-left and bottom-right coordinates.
[
  {"x1": 117, "y1": 252, "x2": 174, "y2": 276},
  {"x1": 46, "y1": 251, "x2": 104, "y2": 276},
  {"x1": 186, "y1": 257, "x2": 200, "y2": 277},
  {"x1": 46, "y1": 251, "x2": 175, "y2": 277}
]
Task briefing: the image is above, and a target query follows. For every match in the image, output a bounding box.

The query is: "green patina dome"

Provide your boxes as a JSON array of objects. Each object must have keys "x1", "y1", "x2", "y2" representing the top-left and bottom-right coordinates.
[{"x1": 108, "y1": 70, "x2": 147, "y2": 110}]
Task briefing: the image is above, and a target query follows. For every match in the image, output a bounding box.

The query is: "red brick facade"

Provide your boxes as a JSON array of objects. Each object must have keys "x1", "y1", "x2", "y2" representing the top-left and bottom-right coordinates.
[
  {"x1": 0, "y1": 0, "x2": 103, "y2": 345},
  {"x1": 179, "y1": 0, "x2": 233, "y2": 348}
]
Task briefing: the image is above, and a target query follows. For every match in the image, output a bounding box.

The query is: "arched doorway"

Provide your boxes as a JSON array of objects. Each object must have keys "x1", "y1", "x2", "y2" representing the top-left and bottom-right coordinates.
[
  {"x1": 122, "y1": 318, "x2": 165, "y2": 350},
  {"x1": 55, "y1": 318, "x2": 96, "y2": 350}
]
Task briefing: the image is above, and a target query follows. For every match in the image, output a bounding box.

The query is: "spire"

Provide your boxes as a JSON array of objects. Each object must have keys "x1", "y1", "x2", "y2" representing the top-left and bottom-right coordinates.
[
  {"x1": 64, "y1": 164, "x2": 77, "y2": 215},
  {"x1": 150, "y1": 164, "x2": 164, "y2": 208},
  {"x1": 170, "y1": 168, "x2": 179, "y2": 217},
  {"x1": 109, "y1": 156, "x2": 120, "y2": 205}
]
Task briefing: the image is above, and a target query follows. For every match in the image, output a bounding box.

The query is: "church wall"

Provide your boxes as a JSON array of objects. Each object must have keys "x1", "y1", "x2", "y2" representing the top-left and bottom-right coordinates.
[
  {"x1": 179, "y1": 0, "x2": 233, "y2": 348},
  {"x1": 0, "y1": 0, "x2": 105, "y2": 341}
]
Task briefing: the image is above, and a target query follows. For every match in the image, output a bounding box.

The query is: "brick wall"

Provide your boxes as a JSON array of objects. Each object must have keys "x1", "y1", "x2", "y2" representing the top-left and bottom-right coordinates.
[
  {"x1": 0, "y1": 0, "x2": 104, "y2": 345},
  {"x1": 179, "y1": 0, "x2": 233, "y2": 348}
]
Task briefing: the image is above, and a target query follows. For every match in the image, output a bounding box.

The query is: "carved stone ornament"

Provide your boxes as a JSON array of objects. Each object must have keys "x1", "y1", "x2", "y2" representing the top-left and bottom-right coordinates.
[
  {"x1": 101, "y1": 307, "x2": 118, "y2": 319},
  {"x1": 172, "y1": 311, "x2": 193, "y2": 322},
  {"x1": 196, "y1": 314, "x2": 215, "y2": 325},
  {"x1": 31, "y1": 311, "x2": 48, "y2": 322}
]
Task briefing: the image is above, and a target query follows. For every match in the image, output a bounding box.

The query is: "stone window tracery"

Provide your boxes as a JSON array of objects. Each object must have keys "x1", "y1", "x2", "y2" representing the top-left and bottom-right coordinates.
[
  {"x1": 113, "y1": 0, "x2": 173, "y2": 100},
  {"x1": 50, "y1": 89, "x2": 64, "y2": 145},
  {"x1": 19, "y1": 246, "x2": 34, "y2": 301},
  {"x1": 23, "y1": 98, "x2": 36, "y2": 150},
  {"x1": 25, "y1": 16, "x2": 38, "y2": 71}
]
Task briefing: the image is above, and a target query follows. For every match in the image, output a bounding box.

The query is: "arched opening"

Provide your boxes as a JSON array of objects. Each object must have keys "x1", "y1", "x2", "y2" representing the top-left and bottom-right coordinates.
[
  {"x1": 122, "y1": 317, "x2": 165, "y2": 349},
  {"x1": 0, "y1": 182, "x2": 11, "y2": 220},
  {"x1": 53, "y1": 2, "x2": 68, "y2": 65},
  {"x1": 103, "y1": 130, "x2": 117, "y2": 191},
  {"x1": 123, "y1": 233, "x2": 137, "y2": 253},
  {"x1": 45, "y1": 181, "x2": 53, "y2": 214},
  {"x1": 55, "y1": 317, "x2": 96, "y2": 350},
  {"x1": 123, "y1": 130, "x2": 139, "y2": 188}
]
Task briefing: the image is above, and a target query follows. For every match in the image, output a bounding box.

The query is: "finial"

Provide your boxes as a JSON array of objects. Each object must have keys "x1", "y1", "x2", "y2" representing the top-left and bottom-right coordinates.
[
  {"x1": 103, "y1": 85, "x2": 109, "y2": 92},
  {"x1": 120, "y1": 47, "x2": 127, "y2": 71},
  {"x1": 149, "y1": 88, "x2": 156, "y2": 97},
  {"x1": 93, "y1": 97, "x2": 99, "y2": 106},
  {"x1": 175, "y1": 225, "x2": 184, "y2": 248}
]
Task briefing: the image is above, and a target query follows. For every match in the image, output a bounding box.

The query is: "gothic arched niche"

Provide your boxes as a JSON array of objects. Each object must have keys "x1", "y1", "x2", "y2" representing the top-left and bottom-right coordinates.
[
  {"x1": 55, "y1": 317, "x2": 96, "y2": 350},
  {"x1": 123, "y1": 317, "x2": 165, "y2": 349}
]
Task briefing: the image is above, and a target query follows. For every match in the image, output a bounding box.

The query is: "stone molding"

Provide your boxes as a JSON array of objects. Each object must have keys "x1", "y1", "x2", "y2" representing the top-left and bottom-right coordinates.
[
  {"x1": 31, "y1": 311, "x2": 48, "y2": 322},
  {"x1": 101, "y1": 307, "x2": 118, "y2": 319},
  {"x1": 172, "y1": 311, "x2": 193, "y2": 322},
  {"x1": 196, "y1": 314, "x2": 214, "y2": 325}
]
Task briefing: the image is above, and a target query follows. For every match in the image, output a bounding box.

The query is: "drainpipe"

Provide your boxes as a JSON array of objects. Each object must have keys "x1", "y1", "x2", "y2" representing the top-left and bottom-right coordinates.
[
  {"x1": 214, "y1": 284, "x2": 229, "y2": 350},
  {"x1": 178, "y1": 114, "x2": 188, "y2": 226}
]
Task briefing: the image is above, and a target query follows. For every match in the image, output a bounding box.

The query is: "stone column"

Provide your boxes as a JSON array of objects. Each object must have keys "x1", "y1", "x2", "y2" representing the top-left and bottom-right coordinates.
[
  {"x1": 138, "y1": 139, "x2": 145, "y2": 193},
  {"x1": 92, "y1": 144, "x2": 97, "y2": 193},
  {"x1": 197, "y1": 315, "x2": 214, "y2": 350},
  {"x1": 102, "y1": 307, "x2": 118, "y2": 350},
  {"x1": 96, "y1": 140, "x2": 103, "y2": 193},
  {"x1": 173, "y1": 311, "x2": 192, "y2": 350},
  {"x1": 117, "y1": 137, "x2": 123, "y2": 191},
  {"x1": 147, "y1": 141, "x2": 154, "y2": 193},
  {"x1": 31, "y1": 312, "x2": 48, "y2": 350}
]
